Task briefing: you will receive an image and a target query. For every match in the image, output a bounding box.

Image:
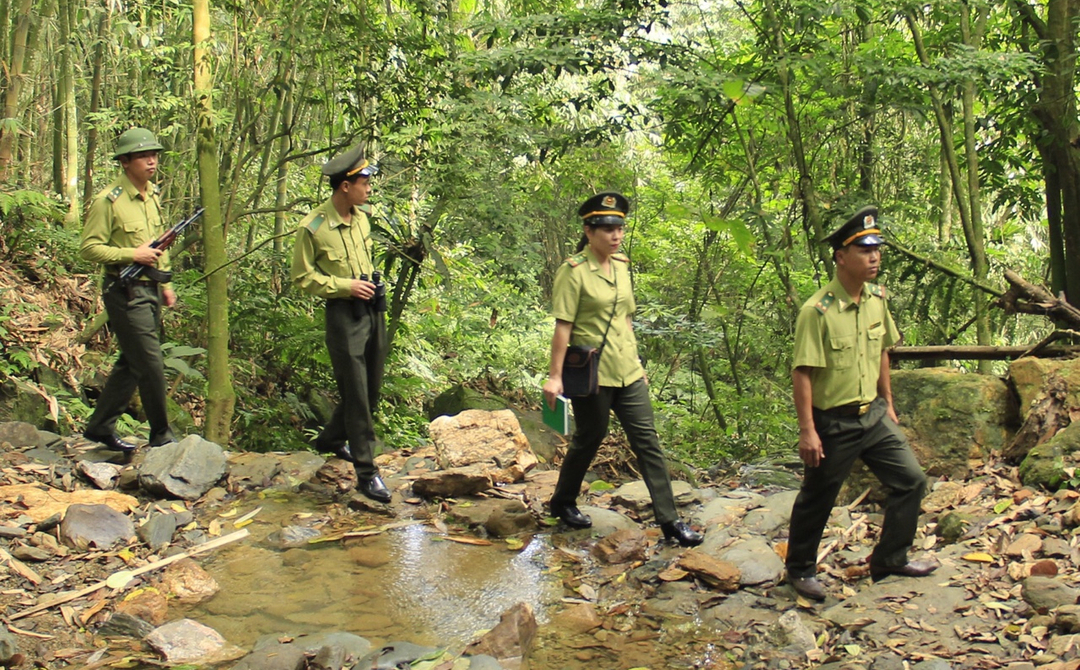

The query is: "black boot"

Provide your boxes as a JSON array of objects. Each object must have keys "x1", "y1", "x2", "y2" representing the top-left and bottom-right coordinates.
[
  {"x1": 660, "y1": 520, "x2": 704, "y2": 547},
  {"x1": 357, "y1": 475, "x2": 391, "y2": 503},
  {"x1": 83, "y1": 431, "x2": 136, "y2": 453},
  {"x1": 550, "y1": 504, "x2": 592, "y2": 529}
]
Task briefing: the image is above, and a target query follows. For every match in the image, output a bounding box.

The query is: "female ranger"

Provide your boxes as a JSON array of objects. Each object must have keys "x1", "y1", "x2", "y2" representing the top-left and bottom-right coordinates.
[{"x1": 541, "y1": 192, "x2": 703, "y2": 547}]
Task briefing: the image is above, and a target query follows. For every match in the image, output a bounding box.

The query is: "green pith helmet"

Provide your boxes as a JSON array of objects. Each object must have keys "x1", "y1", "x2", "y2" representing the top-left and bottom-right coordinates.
[{"x1": 113, "y1": 127, "x2": 164, "y2": 159}]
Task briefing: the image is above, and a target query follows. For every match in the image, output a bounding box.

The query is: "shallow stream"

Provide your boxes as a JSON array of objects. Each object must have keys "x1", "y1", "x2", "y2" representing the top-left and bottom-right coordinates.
[{"x1": 183, "y1": 494, "x2": 563, "y2": 651}]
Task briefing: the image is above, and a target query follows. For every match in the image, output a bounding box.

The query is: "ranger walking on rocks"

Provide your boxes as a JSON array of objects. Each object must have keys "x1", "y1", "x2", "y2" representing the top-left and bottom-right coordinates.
[
  {"x1": 80, "y1": 128, "x2": 177, "y2": 453},
  {"x1": 786, "y1": 206, "x2": 936, "y2": 601}
]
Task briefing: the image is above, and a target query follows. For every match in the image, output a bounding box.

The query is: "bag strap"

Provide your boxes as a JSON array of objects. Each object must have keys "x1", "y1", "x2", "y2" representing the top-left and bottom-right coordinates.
[{"x1": 597, "y1": 267, "x2": 618, "y2": 354}]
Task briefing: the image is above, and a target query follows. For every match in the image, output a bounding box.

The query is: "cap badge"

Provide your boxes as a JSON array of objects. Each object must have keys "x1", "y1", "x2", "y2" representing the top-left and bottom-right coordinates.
[
  {"x1": 863, "y1": 215, "x2": 875, "y2": 229},
  {"x1": 602, "y1": 195, "x2": 616, "y2": 208}
]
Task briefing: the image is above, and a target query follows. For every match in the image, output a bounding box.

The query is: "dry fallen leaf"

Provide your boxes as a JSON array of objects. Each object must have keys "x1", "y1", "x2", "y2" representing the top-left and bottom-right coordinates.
[
  {"x1": 444, "y1": 536, "x2": 492, "y2": 546},
  {"x1": 961, "y1": 552, "x2": 994, "y2": 563}
]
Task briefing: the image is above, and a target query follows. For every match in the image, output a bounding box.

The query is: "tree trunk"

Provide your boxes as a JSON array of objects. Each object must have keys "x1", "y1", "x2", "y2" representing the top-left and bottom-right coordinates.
[
  {"x1": 83, "y1": 6, "x2": 107, "y2": 207},
  {"x1": 59, "y1": 0, "x2": 79, "y2": 227},
  {"x1": 194, "y1": 0, "x2": 235, "y2": 444},
  {"x1": 0, "y1": 0, "x2": 32, "y2": 180}
]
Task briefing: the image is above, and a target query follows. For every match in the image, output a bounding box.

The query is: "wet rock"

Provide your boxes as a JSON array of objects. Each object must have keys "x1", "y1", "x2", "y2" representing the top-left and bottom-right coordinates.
[
  {"x1": 484, "y1": 500, "x2": 537, "y2": 537},
  {"x1": 1006, "y1": 533, "x2": 1044, "y2": 557},
  {"x1": 677, "y1": 550, "x2": 741, "y2": 591},
  {"x1": 268, "y1": 525, "x2": 322, "y2": 549},
  {"x1": 144, "y1": 618, "x2": 231, "y2": 663},
  {"x1": 138, "y1": 435, "x2": 228, "y2": 500},
  {"x1": 891, "y1": 368, "x2": 1016, "y2": 478},
  {"x1": 76, "y1": 459, "x2": 121, "y2": 490},
  {"x1": 358, "y1": 641, "x2": 444, "y2": 670},
  {"x1": 556, "y1": 602, "x2": 602, "y2": 633},
  {"x1": 591, "y1": 528, "x2": 648, "y2": 564},
  {"x1": 98, "y1": 612, "x2": 155, "y2": 639},
  {"x1": 768, "y1": 609, "x2": 817, "y2": 653},
  {"x1": 114, "y1": 587, "x2": 168, "y2": 625},
  {"x1": 429, "y1": 409, "x2": 538, "y2": 482},
  {"x1": 0, "y1": 630, "x2": 17, "y2": 664},
  {"x1": 719, "y1": 536, "x2": 784, "y2": 586},
  {"x1": 10, "y1": 544, "x2": 50, "y2": 562},
  {"x1": 228, "y1": 452, "x2": 282, "y2": 489},
  {"x1": 1021, "y1": 422, "x2": 1080, "y2": 489},
  {"x1": 465, "y1": 602, "x2": 537, "y2": 665},
  {"x1": 412, "y1": 466, "x2": 492, "y2": 498},
  {"x1": 611, "y1": 479, "x2": 698, "y2": 512},
  {"x1": 231, "y1": 644, "x2": 306, "y2": 670},
  {"x1": 0, "y1": 421, "x2": 39, "y2": 448},
  {"x1": 277, "y1": 451, "x2": 326, "y2": 487},
  {"x1": 1022, "y1": 576, "x2": 1080, "y2": 612},
  {"x1": 465, "y1": 655, "x2": 505, "y2": 670},
  {"x1": 347, "y1": 545, "x2": 392, "y2": 568},
  {"x1": 921, "y1": 481, "x2": 963, "y2": 513},
  {"x1": 449, "y1": 498, "x2": 513, "y2": 527},
  {"x1": 117, "y1": 467, "x2": 140, "y2": 490},
  {"x1": 160, "y1": 558, "x2": 219, "y2": 604},
  {"x1": 59, "y1": 503, "x2": 135, "y2": 549},
  {"x1": 137, "y1": 513, "x2": 178, "y2": 551}
]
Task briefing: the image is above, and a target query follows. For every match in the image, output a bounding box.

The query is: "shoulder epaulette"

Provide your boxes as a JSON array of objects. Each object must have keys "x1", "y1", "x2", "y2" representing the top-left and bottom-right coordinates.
[
  {"x1": 305, "y1": 213, "x2": 326, "y2": 233},
  {"x1": 565, "y1": 253, "x2": 588, "y2": 268},
  {"x1": 869, "y1": 283, "x2": 885, "y2": 299},
  {"x1": 814, "y1": 291, "x2": 836, "y2": 314},
  {"x1": 612, "y1": 253, "x2": 630, "y2": 263},
  {"x1": 106, "y1": 186, "x2": 123, "y2": 203}
]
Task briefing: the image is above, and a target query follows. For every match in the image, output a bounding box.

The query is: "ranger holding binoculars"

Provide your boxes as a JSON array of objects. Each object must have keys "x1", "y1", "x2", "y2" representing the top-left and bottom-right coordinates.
[{"x1": 291, "y1": 145, "x2": 392, "y2": 503}]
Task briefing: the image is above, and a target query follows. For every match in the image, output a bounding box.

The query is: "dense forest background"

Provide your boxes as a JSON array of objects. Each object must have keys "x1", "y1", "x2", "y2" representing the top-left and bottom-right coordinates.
[{"x1": 0, "y1": 0, "x2": 1076, "y2": 467}]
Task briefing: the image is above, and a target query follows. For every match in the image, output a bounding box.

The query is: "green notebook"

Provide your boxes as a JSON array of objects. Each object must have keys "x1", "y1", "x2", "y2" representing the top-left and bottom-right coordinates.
[{"x1": 542, "y1": 395, "x2": 571, "y2": 435}]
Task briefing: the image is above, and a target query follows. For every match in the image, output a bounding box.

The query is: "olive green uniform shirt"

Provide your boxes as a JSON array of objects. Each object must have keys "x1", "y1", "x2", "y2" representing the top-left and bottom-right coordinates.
[
  {"x1": 291, "y1": 198, "x2": 376, "y2": 299},
  {"x1": 792, "y1": 277, "x2": 900, "y2": 410},
  {"x1": 552, "y1": 248, "x2": 643, "y2": 387},
  {"x1": 80, "y1": 173, "x2": 173, "y2": 291}
]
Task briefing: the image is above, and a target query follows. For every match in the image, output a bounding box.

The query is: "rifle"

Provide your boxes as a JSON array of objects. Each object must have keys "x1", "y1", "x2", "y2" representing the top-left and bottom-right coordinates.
[{"x1": 118, "y1": 207, "x2": 205, "y2": 287}]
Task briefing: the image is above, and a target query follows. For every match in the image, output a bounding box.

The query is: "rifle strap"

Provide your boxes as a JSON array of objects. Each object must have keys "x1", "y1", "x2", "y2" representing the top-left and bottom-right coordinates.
[{"x1": 143, "y1": 267, "x2": 173, "y2": 283}]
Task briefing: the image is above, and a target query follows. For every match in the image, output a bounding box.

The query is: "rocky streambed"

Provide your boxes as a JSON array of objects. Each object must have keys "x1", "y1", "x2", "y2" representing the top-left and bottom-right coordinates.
[{"x1": 2, "y1": 406, "x2": 1080, "y2": 669}]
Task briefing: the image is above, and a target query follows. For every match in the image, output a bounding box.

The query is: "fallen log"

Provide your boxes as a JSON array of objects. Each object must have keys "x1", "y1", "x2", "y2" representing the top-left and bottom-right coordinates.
[
  {"x1": 889, "y1": 345, "x2": 1080, "y2": 361},
  {"x1": 1001, "y1": 269, "x2": 1080, "y2": 329}
]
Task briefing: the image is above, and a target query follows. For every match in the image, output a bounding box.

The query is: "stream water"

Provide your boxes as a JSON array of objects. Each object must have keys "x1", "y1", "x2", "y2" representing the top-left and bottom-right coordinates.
[{"x1": 183, "y1": 493, "x2": 563, "y2": 652}]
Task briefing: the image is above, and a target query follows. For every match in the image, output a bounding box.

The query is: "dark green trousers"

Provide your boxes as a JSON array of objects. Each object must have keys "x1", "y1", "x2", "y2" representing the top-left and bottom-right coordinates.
[
  {"x1": 551, "y1": 378, "x2": 679, "y2": 525},
  {"x1": 85, "y1": 282, "x2": 173, "y2": 444},
  {"x1": 786, "y1": 397, "x2": 928, "y2": 578},
  {"x1": 321, "y1": 298, "x2": 387, "y2": 479}
]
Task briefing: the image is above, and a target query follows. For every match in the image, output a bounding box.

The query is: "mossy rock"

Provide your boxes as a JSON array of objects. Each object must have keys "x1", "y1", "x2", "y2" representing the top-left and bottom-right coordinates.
[
  {"x1": 937, "y1": 511, "x2": 979, "y2": 544},
  {"x1": 1010, "y1": 357, "x2": 1080, "y2": 421},
  {"x1": 426, "y1": 384, "x2": 510, "y2": 421},
  {"x1": 891, "y1": 369, "x2": 1017, "y2": 479},
  {"x1": 0, "y1": 380, "x2": 55, "y2": 430},
  {"x1": 1020, "y1": 423, "x2": 1080, "y2": 490}
]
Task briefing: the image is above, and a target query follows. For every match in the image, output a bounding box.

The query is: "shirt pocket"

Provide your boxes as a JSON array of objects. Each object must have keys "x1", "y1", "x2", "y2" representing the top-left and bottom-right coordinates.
[
  {"x1": 322, "y1": 247, "x2": 348, "y2": 276},
  {"x1": 867, "y1": 324, "x2": 886, "y2": 355},
  {"x1": 827, "y1": 335, "x2": 856, "y2": 370}
]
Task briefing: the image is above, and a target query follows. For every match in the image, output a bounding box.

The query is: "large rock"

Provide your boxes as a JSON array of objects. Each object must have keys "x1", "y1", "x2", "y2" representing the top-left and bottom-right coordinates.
[
  {"x1": 890, "y1": 369, "x2": 1017, "y2": 479},
  {"x1": 427, "y1": 384, "x2": 511, "y2": 420},
  {"x1": 160, "y1": 558, "x2": 219, "y2": 604},
  {"x1": 228, "y1": 452, "x2": 282, "y2": 489},
  {"x1": 611, "y1": 479, "x2": 698, "y2": 513},
  {"x1": 0, "y1": 379, "x2": 54, "y2": 429},
  {"x1": 411, "y1": 466, "x2": 493, "y2": 499},
  {"x1": 144, "y1": 619, "x2": 239, "y2": 664},
  {"x1": 0, "y1": 485, "x2": 137, "y2": 523},
  {"x1": 1011, "y1": 357, "x2": 1080, "y2": 421},
  {"x1": 591, "y1": 528, "x2": 648, "y2": 564},
  {"x1": 1022, "y1": 576, "x2": 1080, "y2": 612},
  {"x1": 465, "y1": 602, "x2": 537, "y2": 665},
  {"x1": 0, "y1": 421, "x2": 39, "y2": 448},
  {"x1": 677, "y1": 550, "x2": 741, "y2": 591},
  {"x1": 428, "y1": 410, "x2": 538, "y2": 483},
  {"x1": 1019, "y1": 422, "x2": 1080, "y2": 490},
  {"x1": 138, "y1": 435, "x2": 228, "y2": 500},
  {"x1": 59, "y1": 503, "x2": 135, "y2": 549},
  {"x1": 719, "y1": 536, "x2": 785, "y2": 586}
]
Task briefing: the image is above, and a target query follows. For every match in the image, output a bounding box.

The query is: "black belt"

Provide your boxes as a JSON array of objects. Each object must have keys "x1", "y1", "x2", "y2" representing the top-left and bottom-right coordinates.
[{"x1": 816, "y1": 402, "x2": 873, "y2": 418}]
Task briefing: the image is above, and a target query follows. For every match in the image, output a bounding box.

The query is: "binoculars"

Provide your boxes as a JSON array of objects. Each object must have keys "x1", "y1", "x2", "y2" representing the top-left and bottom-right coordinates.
[{"x1": 360, "y1": 272, "x2": 388, "y2": 313}]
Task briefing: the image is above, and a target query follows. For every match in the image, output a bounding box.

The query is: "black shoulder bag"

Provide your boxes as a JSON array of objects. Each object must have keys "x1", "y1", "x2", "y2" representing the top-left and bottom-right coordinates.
[{"x1": 562, "y1": 271, "x2": 618, "y2": 398}]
